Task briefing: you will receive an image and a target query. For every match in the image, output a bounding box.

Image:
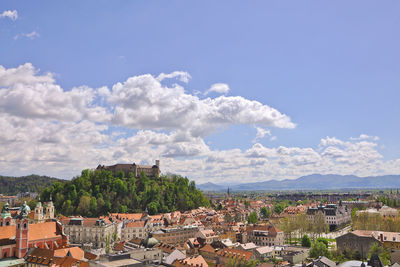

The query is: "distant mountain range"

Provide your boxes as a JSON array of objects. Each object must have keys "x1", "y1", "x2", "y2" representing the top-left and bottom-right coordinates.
[{"x1": 197, "y1": 174, "x2": 400, "y2": 191}]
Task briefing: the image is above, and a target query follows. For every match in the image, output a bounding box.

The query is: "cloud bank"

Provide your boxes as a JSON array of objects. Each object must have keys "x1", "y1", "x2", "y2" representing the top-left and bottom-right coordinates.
[{"x1": 0, "y1": 63, "x2": 398, "y2": 182}]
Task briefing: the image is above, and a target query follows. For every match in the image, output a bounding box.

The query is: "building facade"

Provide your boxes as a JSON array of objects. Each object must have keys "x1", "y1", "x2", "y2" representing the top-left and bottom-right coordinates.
[
  {"x1": 307, "y1": 203, "x2": 351, "y2": 230},
  {"x1": 152, "y1": 225, "x2": 199, "y2": 245},
  {"x1": 61, "y1": 217, "x2": 117, "y2": 249},
  {"x1": 246, "y1": 224, "x2": 284, "y2": 247},
  {"x1": 96, "y1": 160, "x2": 160, "y2": 178},
  {"x1": 336, "y1": 230, "x2": 379, "y2": 257}
]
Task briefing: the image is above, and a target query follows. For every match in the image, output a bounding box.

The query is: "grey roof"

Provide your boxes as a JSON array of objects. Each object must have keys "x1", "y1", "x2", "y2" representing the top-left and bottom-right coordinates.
[{"x1": 311, "y1": 256, "x2": 337, "y2": 267}]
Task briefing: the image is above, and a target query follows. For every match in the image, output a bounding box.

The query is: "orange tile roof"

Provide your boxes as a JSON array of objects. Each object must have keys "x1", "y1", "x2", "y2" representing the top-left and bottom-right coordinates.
[
  {"x1": 53, "y1": 255, "x2": 89, "y2": 267},
  {"x1": 150, "y1": 214, "x2": 163, "y2": 220},
  {"x1": 29, "y1": 222, "x2": 61, "y2": 241},
  {"x1": 199, "y1": 244, "x2": 215, "y2": 253},
  {"x1": 184, "y1": 255, "x2": 208, "y2": 266},
  {"x1": 84, "y1": 251, "x2": 98, "y2": 261},
  {"x1": 216, "y1": 248, "x2": 253, "y2": 261},
  {"x1": 0, "y1": 225, "x2": 15, "y2": 240},
  {"x1": 54, "y1": 247, "x2": 84, "y2": 260},
  {"x1": 110, "y1": 213, "x2": 143, "y2": 221},
  {"x1": 125, "y1": 221, "x2": 145, "y2": 228},
  {"x1": 113, "y1": 241, "x2": 125, "y2": 252}
]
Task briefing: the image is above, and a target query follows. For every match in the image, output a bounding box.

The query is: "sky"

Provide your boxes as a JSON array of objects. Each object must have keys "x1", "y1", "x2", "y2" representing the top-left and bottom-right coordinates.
[{"x1": 0, "y1": 1, "x2": 399, "y2": 183}]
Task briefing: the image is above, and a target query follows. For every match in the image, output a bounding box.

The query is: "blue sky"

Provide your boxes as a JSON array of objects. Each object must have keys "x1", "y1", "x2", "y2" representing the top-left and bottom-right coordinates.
[{"x1": 0, "y1": 1, "x2": 399, "y2": 182}]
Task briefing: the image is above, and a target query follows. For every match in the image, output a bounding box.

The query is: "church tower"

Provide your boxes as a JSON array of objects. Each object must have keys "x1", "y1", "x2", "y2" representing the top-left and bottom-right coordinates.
[
  {"x1": 34, "y1": 199, "x2": 44, "y2": 222},
  {"x1": 45, "y1": 196, "x2": 55, "y2": 220},
  {"x1": 15, "y1": 218, "x2": 29, "y2": 258}
]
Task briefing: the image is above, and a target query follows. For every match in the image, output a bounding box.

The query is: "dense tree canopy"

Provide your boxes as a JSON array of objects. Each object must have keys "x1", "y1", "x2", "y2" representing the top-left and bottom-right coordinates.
[
  {"x1": 309, "y1": 241, "x2": 331, "y2": 259},
  {"x1": 40, "y1": 169, "x2": 209, "y2": 216},
  {"x1": 301, "y1": 235, "x2": 312, "y2": 247},
  {"x1": 248, "y1": 211, "x2": 258, "y2": 224},
  {"x1": 260, "y1": 206, "x2": 271, "y2": 219},
  {"x1": 0, "y1": 175, "x2": 63, "y2": 195}
]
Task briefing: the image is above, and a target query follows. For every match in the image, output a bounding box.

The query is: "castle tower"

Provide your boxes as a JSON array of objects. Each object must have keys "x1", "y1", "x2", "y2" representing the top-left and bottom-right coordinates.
[
  {"x1": 45, "y1": 196, "x2": 55, "y2": 220},
  {"x1": 34, "y1": 198, "x2": 44, "y2": 222},
  {"x1": 15, "y1": 218, "x2": 29, "y2": 258}
]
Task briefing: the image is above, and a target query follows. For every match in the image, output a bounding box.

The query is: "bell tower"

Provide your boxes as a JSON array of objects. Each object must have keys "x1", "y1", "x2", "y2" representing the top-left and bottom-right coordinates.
[
  {"x1": 15, "y1": 219, "x2": 29, "y2": 258},
  {"x1": 45, "y1": 196, "x2": 55, "y2": 220},
  {"x1": 34, "y1": 199, "x2": 44, "y2": 222}
]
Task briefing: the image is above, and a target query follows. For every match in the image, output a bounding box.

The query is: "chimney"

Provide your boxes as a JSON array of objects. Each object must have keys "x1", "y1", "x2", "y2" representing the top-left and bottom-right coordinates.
[
  {"x1": 380, "y1": 233, "x2": 383, "y2": 242},
  {"x1": 155, "y1": 160, "x2": 160, "y2": 168}
]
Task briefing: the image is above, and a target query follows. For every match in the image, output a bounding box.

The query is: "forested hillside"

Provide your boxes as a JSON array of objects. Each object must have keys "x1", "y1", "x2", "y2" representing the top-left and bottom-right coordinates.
[
  {"x1": 0, "y1": 175, "x2": 64, "y2": 195},
  {"x1": 40, "y1": 169, "x2": 209, "y2": 216}
]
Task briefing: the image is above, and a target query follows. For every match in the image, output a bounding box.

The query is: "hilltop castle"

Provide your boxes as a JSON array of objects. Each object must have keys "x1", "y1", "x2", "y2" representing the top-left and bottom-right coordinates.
[{"x1": 96, "y1": 160, "x2": 161, "y2": 178}]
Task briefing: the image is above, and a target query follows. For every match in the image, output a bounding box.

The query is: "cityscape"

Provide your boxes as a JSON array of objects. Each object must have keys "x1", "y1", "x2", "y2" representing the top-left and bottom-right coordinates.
[{"x1": 1, "y1": 1, "x2": 400, "y2": 267}]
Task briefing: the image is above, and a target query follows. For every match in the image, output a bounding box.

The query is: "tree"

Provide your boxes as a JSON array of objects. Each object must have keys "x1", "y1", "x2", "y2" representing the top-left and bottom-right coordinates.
[
  {"x1": 62, "y1": 200, "x2": 74, "y2": 215},
  {"x1": 314, "y1": 211, "x2": 328, "y2": 237},
  {"x1": 368, "y1": 242, "x2": 390, "y2": 265},
  {"x1": 273, "y1": 202, "x2": 286, "y2": 215},
  {"x1": 39, "y1": 169, "x2": 209, "y2": 216},
  {"x1": 316, "y1": 237, "x2": 329, "y2": 248},
  {"x1": 89, "y1": 197, "x2": 97, "y2": 216},
  {"x1": 105, "y1": 235, "x2": 111, "y2": 254},
  {"x1": 309, "y1": 241, "x2": 331, "y2": 259},
  {"x1": 280, "y1": 217, "x2": 296, "y2": 244},
  {"x1": 248, "y1": 211, "x2": 258, "y2": 224},
  {"x1": 301, "y1": 235, "x2": 312, "y2": 248},
  {"x1": 77, "y1": 196, "x2": 90, "y2": 215},
  {"x1": 295, "y1": 213, "x2": 309, "y2": 238},
  {"x1": 261, "y1": 206, "x2": 271, "y2": 219}
]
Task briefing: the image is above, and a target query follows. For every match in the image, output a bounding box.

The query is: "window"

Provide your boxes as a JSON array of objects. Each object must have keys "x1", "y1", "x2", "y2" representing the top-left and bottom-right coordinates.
[{"x1": 24, "y1": 223, "x2": 27, "y2": 229}]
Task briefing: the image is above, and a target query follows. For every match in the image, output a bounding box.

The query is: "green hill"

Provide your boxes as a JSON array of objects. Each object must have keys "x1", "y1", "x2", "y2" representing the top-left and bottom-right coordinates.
[
  {"x1": 40, "y1": 169, "x2": 209, "y2": 216},
  {"x1": 0, "y1": 175, "x2": 65, "y2": 195}
]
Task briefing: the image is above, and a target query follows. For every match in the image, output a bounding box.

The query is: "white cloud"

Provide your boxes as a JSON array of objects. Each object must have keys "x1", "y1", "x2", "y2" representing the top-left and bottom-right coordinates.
[
  {"x1": 107, "y1": 74, "x2": 295, "y2": 136},
  {"x1": 350, "y1": 134, "x2": 379, "y2": 141},
  {"x1": 204, "y1": 83, "x2": 230, "y2": 95},
  {"x1": 0, "y1": 10, "x2": 18, "y2": 21},
  {"x1": 0, "y1": 63, "x2": 398, "y2": 183},
  {"x1": 253, "y1": 127, "x2": 271, "y2": 142},
  {"x1": 156, "y1": 71, "x2": 191, "y2": 83},
  {"x1": 14, "y1": 31, "x2": 40, "y2": 40}
]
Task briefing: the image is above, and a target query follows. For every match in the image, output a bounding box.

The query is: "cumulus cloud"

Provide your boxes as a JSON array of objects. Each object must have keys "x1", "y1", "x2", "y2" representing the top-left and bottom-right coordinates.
[
  {"x1": 0, "y1": 63, "x2": 398, "y2": 183},
  {"x1": 0, "y1": 10, "x2": 18, "y2": 21},
  {"x1": 204, "y1": 83, "x2": 230, "y2": 95},
  {"x1": 107, "y1": 74, "x2": 295, "y2": 136}
]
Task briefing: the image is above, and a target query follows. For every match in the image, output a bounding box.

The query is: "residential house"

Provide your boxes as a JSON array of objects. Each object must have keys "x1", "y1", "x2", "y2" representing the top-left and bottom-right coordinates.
[{"x1": 247, "y1": 224, "x2": 284, "y2": 246}]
